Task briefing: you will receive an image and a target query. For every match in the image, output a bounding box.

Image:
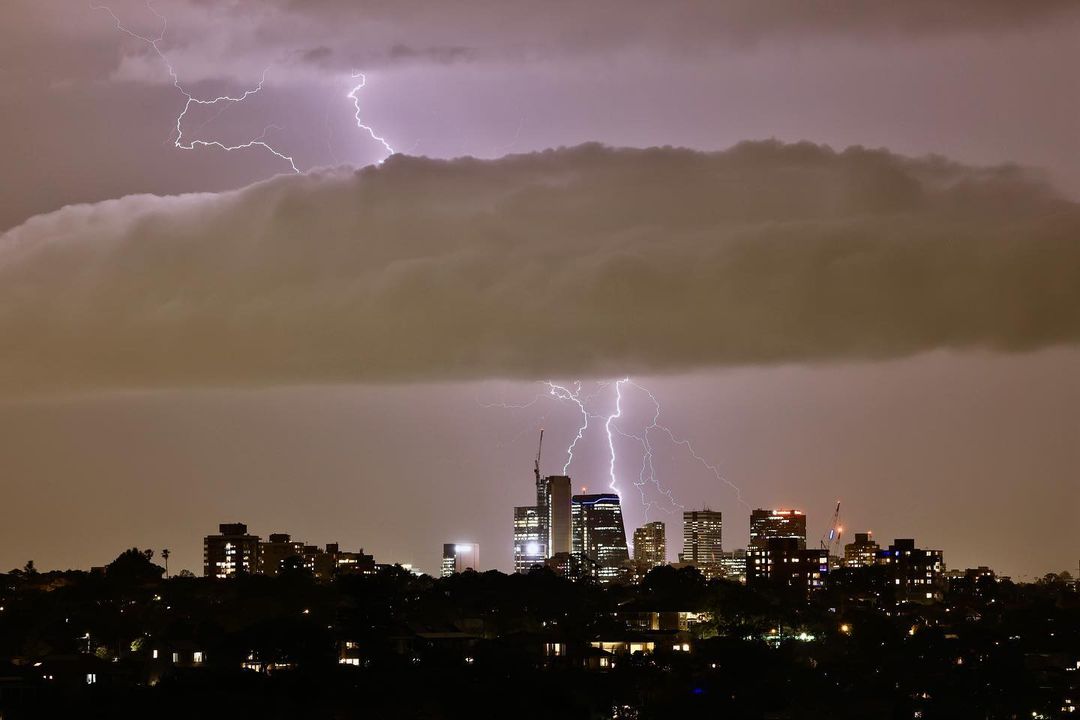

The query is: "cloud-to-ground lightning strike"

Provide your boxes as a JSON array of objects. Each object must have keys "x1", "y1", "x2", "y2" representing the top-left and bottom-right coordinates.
[
  {"x1": 604, "y1": 379, "x2": 629, "y2": 497},
  {"x1": 347, "y1": 72, "x2": 395, "y2": 161},
  {"x1": 612, "y1": 396, "x2": 683, "y2": 519},
  {"x1": 545, "y1": 382, "x2": 589, "y2": 474},
  {"x1": 625, "y1": 380, "x2": 748, "y2": 511},
  {"x1": 91, "y1": 2, "x2": 300, "y2": 173},
  {"x1": 483, "y1": 379, "x2": 744, "y2": 521}
]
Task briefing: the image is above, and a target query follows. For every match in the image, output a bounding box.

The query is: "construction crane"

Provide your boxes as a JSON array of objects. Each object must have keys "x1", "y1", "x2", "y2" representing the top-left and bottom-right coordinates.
[
  {"x1": 534, "y1": 429, "x2": 546, "y2": 508},
  {"x1": 534, "y1": 429, "x2": 544, "y2": 486},
  {"x1": 820, "y1": 500, "x2": 843, "y2": 556}
]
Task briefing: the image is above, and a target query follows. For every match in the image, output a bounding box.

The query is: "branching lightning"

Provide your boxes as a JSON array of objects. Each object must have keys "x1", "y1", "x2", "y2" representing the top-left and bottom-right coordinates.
[
  {"x1": 625, "y1": 380, "x2": 748, "y2": 511},
  {"x1": 483, "y1": 378, "x2": 746, "y2": 521},
  {"x1": 91, "y1": 2, "x2": 300, "y2": 173},
  {"x1": 93, "y1": 2, "x2": 396, "y2": 172},
  {"x1": 544, "y1": 381, "x2": 589, "y2": 474}
]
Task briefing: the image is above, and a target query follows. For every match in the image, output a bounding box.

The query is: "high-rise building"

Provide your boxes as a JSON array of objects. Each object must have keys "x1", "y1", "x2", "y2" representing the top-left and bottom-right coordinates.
[
  {"x1": 633, "y1": 521, "x2": 666, "y2": 571},
  {"x1": 746, "y1": 537, "x2": 828, "y2": 596},
  {"x1": 843, "y1": 532, "x2": 881, "y2": 568},
  {"x1": 301, "y1": 544, "x2": 336, "y2": 579},
  {"x1": 513, "y1": 435, "x2": 551, "y2": 574},
  {"x1": 258, "y1": 533, "x2": 303, "y2": 576},
  {"x1": 681, "y1": 509, "x2": 723, "y2": 565},
  {"x1": 571, "y1": 493, "x2": 630, "y2": 582},
  {"x1": 750, "y1": 509, "x2": 807, "y2": 550},
  {"x1": 513, "y1": 505, "x2": 547, "y2": 573},
  {"x1": 441, "y1": 543, "x2": 480, "y2": 577},
  {"x1": 259, "y1": 535, "x2": 373, "y2": 580},
  {"x1": 717, "y1": 549, "x2": 747, "y2": 583},
  {"x1": 546, "y1": 475, "x2": 573, "y2": 556},
  {"x1": 203, "y1": 523, "x2": 260, "y2": 579},
  {"x1": 876, "y1": 538, "x2": 945, "y2": 603},
  {"x1": 327, "y1": 544, "x2": 375, "y2": 577},
  {"x1": 512, "y1": 435, "x2": 572, "y2": 569}
]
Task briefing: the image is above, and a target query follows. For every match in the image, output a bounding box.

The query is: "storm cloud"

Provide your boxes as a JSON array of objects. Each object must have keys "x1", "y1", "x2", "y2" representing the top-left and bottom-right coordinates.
[{"x1": 2, "y1": 141, "x2": 1078, "y2": 394}]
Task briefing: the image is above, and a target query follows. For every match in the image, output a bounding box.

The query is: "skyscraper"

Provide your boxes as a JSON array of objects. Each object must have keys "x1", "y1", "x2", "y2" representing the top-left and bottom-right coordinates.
[
  {"x1": 571, "y1": 493, "x2": 630, "y2": 582},
  {"x1": 546, "y1": 475, "x2": 573, "y2": 556},
  {"x1": 441, "y1": 543, "x2": 480, "y2": 577},
  {"x1": 513, "y1": 433, "x2": 557, "y2": 572},
  {"x1": 513, "y1": 505, "x2": 547, "y2": 573},
  {"x1": 681, "y1": 509, "x2": 723, "y2": 565},
  {"x1": 203, "y1": 523, "x2": 260, "y2": 579},
  {"x1": 633, "y1": 521, "x2": 666, "y2": 571},
  {"x1": 750, "y1": 509, "x2": 807, "y2": 550}
]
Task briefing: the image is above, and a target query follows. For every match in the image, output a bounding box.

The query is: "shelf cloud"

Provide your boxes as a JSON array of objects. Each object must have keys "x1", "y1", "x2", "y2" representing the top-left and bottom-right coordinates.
[{"x1": 2, "y1": 141, "x2": 1078, "y2": 394}]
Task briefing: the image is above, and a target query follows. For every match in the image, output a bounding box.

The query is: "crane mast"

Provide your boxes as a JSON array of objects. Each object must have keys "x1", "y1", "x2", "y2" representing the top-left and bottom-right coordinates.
[
  {"x1": 534, "y1": 429, "x2": 544, "y2": 485},
  {"x1": 534, "y1": 429, "x2": 546, "y2": 509},
  {"x1": 821, "y1": 500, "x2": 843, "y2": 555}
]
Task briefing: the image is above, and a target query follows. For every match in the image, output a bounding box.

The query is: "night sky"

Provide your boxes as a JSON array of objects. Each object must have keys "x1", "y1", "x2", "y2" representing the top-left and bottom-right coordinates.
[{"x1": 1, "y1": 0, "x2": 1077, "y2": 579}]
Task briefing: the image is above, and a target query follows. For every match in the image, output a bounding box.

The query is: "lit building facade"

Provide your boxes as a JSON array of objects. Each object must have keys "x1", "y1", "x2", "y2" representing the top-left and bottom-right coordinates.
[
  {"x1": 328, "y1": 544, "x2": 376, "y2": 577},
  {"x1": 571, "y1": 493, "x2": 630, "y2": 582},
  {"x1": 717, "y1": 549, "x2": 747, "y2": 583},
  {"x1": 746, "y1": 538, "x2": 828, "y2": 597},
  {"x1": 302, "y1": 545, "x2": 336, "y2": 579},
  {"x1": 681, "y1": 509, "x2": 723, "y2": 565},
  {"x1": 203, "y1": 523, "x2": 260, "y2": 579},
  {"x1": 545, "y1": 551, "x2": 591, "y2": 580},
  {"x1": 441, "y1": 543, "x2": 480, "y2": 577},
  {"x1": 513, "y1": 505, "x2": 547, "y2": 573},
  {"x1": 843, "y1": 532, "x2": 881, "y2": 568},
  {"x1": 876, "y1": 538, "x2": 945, "y2": 603},
  {"x1": 633, "y1": 521, "x2": 667, "y2": 571},
  {"x1": 259, "y1": 535, "x2": 373, "y2": 580},
  {"x1": 750, "y1": 509, "x2": 807, "y2": 550},
  {"x1": 258, "y1": 533, "x2": 303, "y2": 576}
]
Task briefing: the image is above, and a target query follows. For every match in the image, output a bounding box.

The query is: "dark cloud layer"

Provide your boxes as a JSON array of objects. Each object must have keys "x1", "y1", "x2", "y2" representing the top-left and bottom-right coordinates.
[
  {"x1": 10, "y1": 0, "x2": 1080, "y2": 86},
  {"x1": 283, "y1": 0, "x2": 1080, "y2": 61},
  {"x1": 1, "y1": 141, "x2": 1078, "y2": 394}
]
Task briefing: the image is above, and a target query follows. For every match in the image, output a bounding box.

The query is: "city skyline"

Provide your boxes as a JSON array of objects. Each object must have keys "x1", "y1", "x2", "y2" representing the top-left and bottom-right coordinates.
[
  {"x1": 2, "y1": 1, "x2": 1079, "y2": 588},
  {"x1": 3, "y1": 3, "x2": 1079, "y2": 717},
  {"x1": 27, "y1": 471, "x2": 1029, "y2": 584},
  {"x1": 1, "y1": 382, "x2": 1075, "y2": 581}
]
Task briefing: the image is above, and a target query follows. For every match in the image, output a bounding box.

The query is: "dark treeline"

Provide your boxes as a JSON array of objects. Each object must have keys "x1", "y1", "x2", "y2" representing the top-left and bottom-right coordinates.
[{"x1": 0, "y1": 550, "x2": 1076, "y2": 719}]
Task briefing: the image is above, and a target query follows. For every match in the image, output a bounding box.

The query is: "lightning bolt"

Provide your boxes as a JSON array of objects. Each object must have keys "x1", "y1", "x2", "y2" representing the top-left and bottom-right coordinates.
[
  {"x1": 485, "y1": 379, "x2": 747, "y2": 522},
  {"x1": 603, "y1": 378, "x2": 630, "y2": 497},
  {"x1": 478, "y1": 381, "x2": 596, "y2": 475},
  {"x1": 91, "y1": 1, "x2": 300, "y2": 173},
  {"x1": 545, "y1": 381, "x2": 589, "y2": 474},
  {"x1": 94, "y1": 3, "x2": 396, "y2": 172},
  {"x1": 624, "y1": 379, "x2": 747, "y2": 513},
  {"x1": 348, "y1": 72, "x2": 395, "y2": 161}
]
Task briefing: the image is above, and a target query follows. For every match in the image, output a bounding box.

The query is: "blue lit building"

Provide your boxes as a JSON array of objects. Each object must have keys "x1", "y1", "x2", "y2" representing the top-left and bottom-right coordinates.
[{"x1": 571, "y1": 493, "x2": 631, "y2": 583}]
